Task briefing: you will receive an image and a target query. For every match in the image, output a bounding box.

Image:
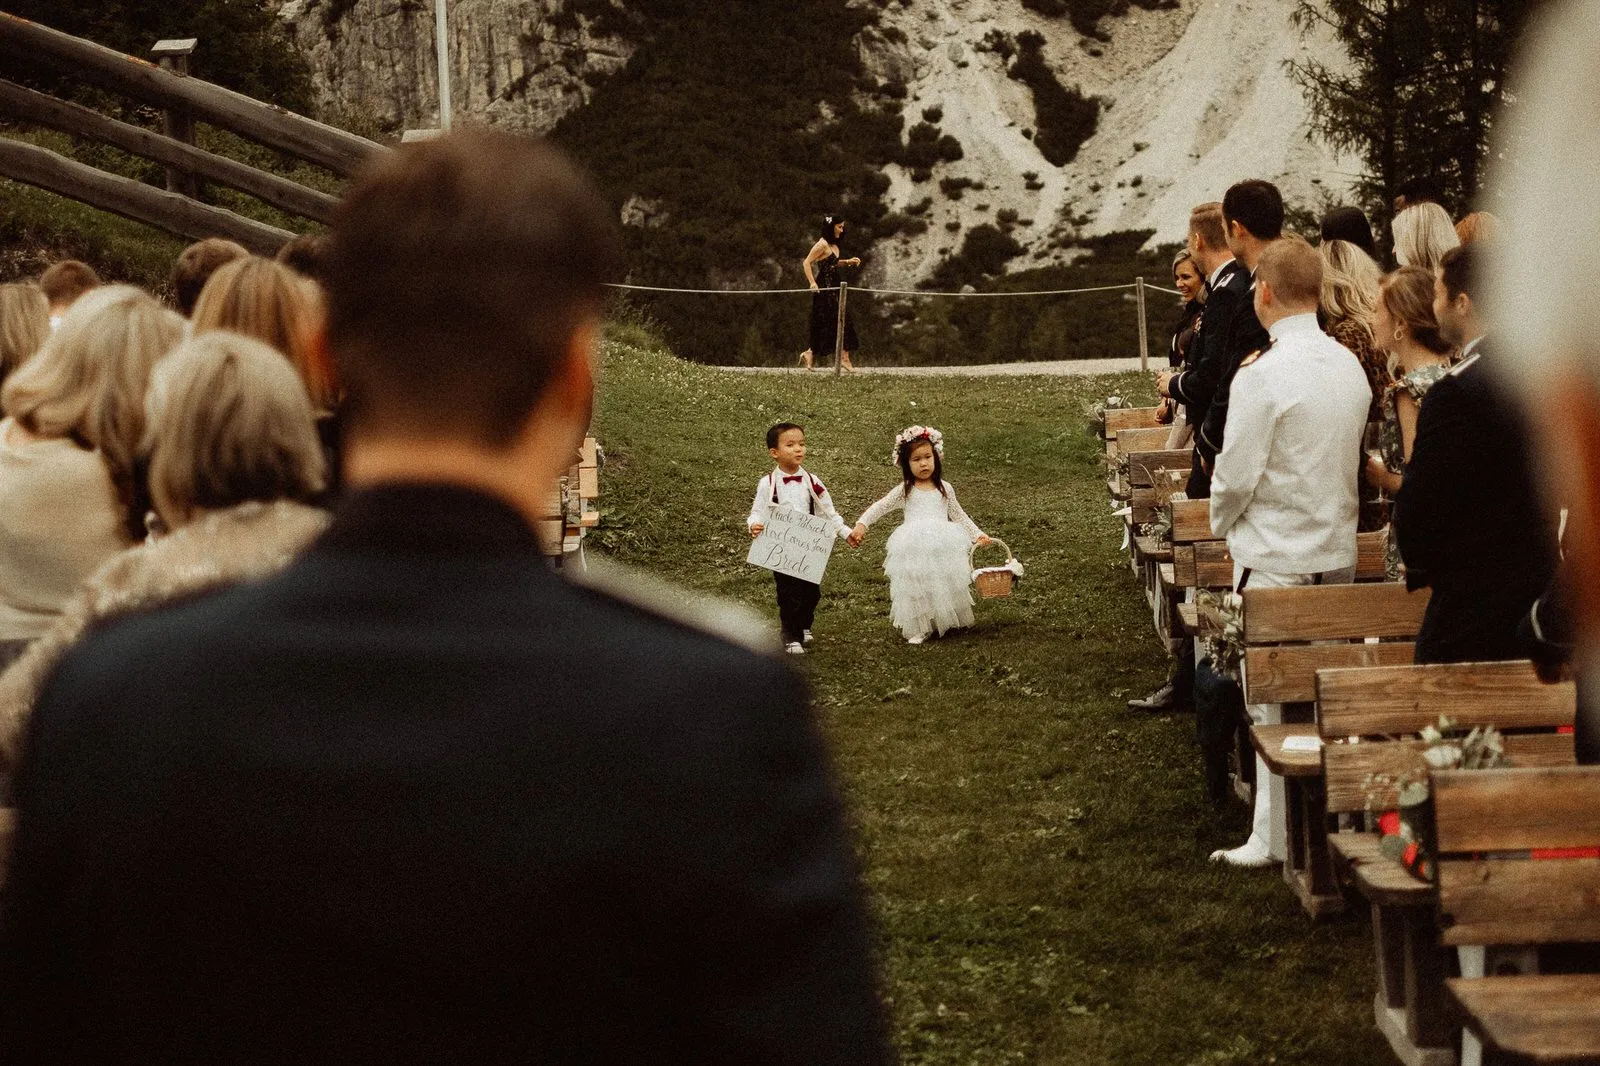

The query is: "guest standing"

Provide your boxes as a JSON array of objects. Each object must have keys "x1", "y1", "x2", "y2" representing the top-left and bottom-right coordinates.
[
  {"x1": 1393, "y1": 202, "x2": 1461, "y2": 271},
  {"x1": 1207, "y1": 237, "x2": 1372, "y2": 867},
  {"x1": 1394, "y1": 244, "x2": 1557, "y2": 663},
  {"x1": 1319, "y1": 205, "x2": 1379, "y2": 263},
  {"x1": 0, "y1": 283, "x2": 49, "y2": 383},
  {"x1": 1161, "y1": 248, "x2": 1206, "y2": 450},
  {"x1": 168, "y1": 238, "x2": 248, "y2": 318},
  {"x1": 803, "y1": 214, "x2": 860, "y2": 371}
]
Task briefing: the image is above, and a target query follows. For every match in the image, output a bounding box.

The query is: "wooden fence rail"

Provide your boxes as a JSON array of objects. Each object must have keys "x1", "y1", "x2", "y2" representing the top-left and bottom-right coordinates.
[
  {"x1": 0, "y1": 137, "x2": 294, "y2": 254},
  {"x1": 0, "y1": 79, "x2": 339, "y2": 224},
  {"x1": 0, "y1": 12, "x2": 383, "y2": 177}
]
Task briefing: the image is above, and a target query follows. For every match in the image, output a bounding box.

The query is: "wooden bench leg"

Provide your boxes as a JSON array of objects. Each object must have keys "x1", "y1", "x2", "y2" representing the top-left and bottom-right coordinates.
[
  {"x1": 1283, "y1": 776, "x2": 1343, "y2": 918},
  {"x1": 1370, "y1": 902, "x2": 1458, "y2": 1066}
]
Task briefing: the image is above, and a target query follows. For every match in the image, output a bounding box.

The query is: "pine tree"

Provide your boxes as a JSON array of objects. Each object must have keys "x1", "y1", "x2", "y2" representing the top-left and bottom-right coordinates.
[{"x1": 1288, "y1": 0, "x2": 1541, "y2": 225}]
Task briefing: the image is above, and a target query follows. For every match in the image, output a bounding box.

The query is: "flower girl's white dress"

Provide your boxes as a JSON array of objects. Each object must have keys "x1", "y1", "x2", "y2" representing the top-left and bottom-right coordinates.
[{"x1": 858, "y1": 482, "x2": 983, "y2": 640}]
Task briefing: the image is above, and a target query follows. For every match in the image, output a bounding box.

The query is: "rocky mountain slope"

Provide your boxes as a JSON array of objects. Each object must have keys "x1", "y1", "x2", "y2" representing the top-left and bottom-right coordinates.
[{"x1": 281, "y1": 0, "x2": 1357, "y2": 288}]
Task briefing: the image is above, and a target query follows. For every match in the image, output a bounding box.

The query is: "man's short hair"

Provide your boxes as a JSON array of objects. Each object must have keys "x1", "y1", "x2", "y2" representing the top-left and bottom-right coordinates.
[
  {"x1": 324, "y1": 130, "x2": 622, "y2": 447},
  {"x1": 766, "y1": 422, "x2": 802, "y2": 449},
  {"x1": 1222, "y1": 180, "x2": 1284, "y2": 241},
  {"x1": 1395, "y1": 176, "x2": 1443, "y2": 208},
  {"x1": 38, "y1": 260, "x2": 100, "y2": 308},
  {"x1": 1188, "y1": 202, "x2": 1226, "y2": 252},
  {"x1": 1255, "y1": 235, "x2": 1322, "y2": 306},
  {"x1": 1440, "y1": 243, "x2": 1482, "y2": 303},
  {"x1": 171, "y1": 239, "x2": 250, "y2": 317}
]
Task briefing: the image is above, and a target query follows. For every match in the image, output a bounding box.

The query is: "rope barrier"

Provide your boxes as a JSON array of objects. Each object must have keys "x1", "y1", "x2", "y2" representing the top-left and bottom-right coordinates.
[
  {"x1": 1144, "y1": 283, "x2": 1183, "y2": 296},
  {"x1": 605, "y1": 281, "x2": 1143, "y2": 298}
]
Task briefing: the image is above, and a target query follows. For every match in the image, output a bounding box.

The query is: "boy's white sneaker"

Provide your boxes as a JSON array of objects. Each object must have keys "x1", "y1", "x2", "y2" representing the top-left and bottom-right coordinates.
[
  {"x1": 802, "y1": 629, "x2": 814, "y2": 644},
  {"x1": 784, "y1": 642, "x2": 805, "y2": 655}
]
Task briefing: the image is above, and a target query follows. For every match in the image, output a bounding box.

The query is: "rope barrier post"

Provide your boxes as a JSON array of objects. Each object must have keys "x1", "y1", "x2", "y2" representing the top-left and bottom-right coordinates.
[
  {"x1": 1134, "y1": 275, "x2": 1149, "y2": 373},
  {"x1": 833, "y1": 282, "x2": 848, "y2": 378}
]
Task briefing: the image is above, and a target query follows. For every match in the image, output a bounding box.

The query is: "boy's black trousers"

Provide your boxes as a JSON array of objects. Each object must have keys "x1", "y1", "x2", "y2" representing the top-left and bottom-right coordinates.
[{"x1": 774, "y1": 572, "x2": 820, "y2": 643}]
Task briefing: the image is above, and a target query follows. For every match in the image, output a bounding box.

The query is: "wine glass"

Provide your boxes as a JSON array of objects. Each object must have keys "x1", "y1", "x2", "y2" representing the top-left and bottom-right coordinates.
[{"x1": 1363, "y1": 423, "x2": 1389, "y2": 506}]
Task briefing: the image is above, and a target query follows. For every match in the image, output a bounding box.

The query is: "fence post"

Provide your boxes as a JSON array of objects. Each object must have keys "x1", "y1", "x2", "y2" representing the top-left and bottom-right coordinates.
[
  {"x1": 434, "y1": 0, "x2": 453, "y2": 130},
  {"x1": 151, "y1": 38, "x2": 198, "y2": 199},
  {"x1": 1134, "y1": 275, "x2": 1149, "y2": 372},
  {"x1": 833, "y1": 281, "x2": 848, "y2": 378}
]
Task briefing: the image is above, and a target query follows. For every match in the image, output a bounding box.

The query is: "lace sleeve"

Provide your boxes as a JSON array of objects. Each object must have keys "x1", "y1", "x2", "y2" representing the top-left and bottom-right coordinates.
[
  {"x1": 856, "y1": 486, "x2": 905, "y2": 528},
  {"x1": 943, "y1": 482, "x2": 983, "y2": 541}
]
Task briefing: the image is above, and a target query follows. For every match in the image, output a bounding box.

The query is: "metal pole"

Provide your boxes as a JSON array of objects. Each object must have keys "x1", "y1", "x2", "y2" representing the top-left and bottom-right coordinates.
[
  {"x1": 1134, "y1": 275, "x2": 1149, "y2": 372},
  {"x1": 434, "y1": 0, "x2": 452, "y2": 130},
  {"x1": 833, "y1": 281, "x2": 848, "y2": 378}
]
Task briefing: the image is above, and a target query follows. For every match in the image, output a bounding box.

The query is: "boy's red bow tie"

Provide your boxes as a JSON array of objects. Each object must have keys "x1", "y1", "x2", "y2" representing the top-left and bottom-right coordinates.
[{"x1": 781, "y1": 475, "x2": 804, "y2": 483}]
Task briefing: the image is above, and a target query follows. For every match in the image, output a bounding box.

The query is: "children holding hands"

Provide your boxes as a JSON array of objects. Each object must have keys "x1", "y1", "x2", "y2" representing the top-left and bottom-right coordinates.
[
  {"x1": 748, "y1": 422, "x2": 850, "y2": 654},
  {"x1": 850, "y1": 426, "x2": 992, "y2": 644}
]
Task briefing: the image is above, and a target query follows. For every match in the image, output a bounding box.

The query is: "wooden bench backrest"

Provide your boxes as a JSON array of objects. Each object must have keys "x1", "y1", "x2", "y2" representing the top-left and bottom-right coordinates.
[
  {"x1": 1114, "y1": 426, "x2": 1170, "y2": 455},
  {"x1": 1175, "y1": 529, "x2": 1388, "y2": 590},
  {"x1": 1170, "y1": 499, "x2": 1213, "y2": 544},
  {"x1": 1317, "y1": 661, "x2": 1577, "y2": 814},
  {"x1": 1104, "y1": 406, "x2": 1163, "y2": 437},
  {"x1": 1433, "y1": 766, "x2": 1600, "y2": 946},
  {"x1": 1245, "y1": 641, "x2": 1415, "y2": 706},
  {"x1": 1242, "y1": 582, "x2": 1428, "y2": 644}
]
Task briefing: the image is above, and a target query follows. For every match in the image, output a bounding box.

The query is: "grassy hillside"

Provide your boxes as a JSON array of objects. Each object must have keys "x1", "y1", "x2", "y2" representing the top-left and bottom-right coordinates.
[{"x1": 591, "y1": 329, "x2": 1393, "y2": 1064}]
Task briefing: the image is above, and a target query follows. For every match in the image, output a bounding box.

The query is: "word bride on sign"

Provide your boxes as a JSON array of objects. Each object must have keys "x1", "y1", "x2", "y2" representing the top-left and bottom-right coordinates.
[{"x1": 747, "y1": 504, "x2": 837, "y2": 584}]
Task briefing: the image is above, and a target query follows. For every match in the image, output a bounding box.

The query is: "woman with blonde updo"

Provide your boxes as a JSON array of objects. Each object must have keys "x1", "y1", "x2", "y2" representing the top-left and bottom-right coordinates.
[
  {"x1": 0, "y1": 331, "x2": 329, "y2": 766},
  {"x1": 0, "y1": 286, "x2": 182, "y2": 664},
  {"x1": 0, "y1": 283, "x2": 49, "y2": 385},
  {"x1": 1320, "y1": 239, "x2": 1388, "y2": 420},
  {"x1": 1392, "y1": 202, "x2": 1462, "y2": 271}
]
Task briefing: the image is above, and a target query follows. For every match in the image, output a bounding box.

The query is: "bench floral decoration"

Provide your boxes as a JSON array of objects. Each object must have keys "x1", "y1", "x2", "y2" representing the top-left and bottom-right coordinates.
[
  {"x1": 1194, "y1": 589, "x2": 1244, "y2": 680},
  {"x1": 1087, "y1": 394, "x2": 1130, "y2": 437},
  {"x1": 1366, "y1": 716, "x2": 1509, "y2": 881}
]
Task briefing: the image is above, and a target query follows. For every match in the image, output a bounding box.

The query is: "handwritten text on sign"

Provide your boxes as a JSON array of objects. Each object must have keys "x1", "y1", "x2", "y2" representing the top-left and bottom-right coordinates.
[{"x1": 747, "y1": 505, "x2": 836, "y2": 584}]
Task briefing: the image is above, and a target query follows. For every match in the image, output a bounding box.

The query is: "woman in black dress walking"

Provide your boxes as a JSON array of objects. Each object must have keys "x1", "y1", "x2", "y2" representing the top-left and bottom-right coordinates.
[{"x1": 800, "y1": 215, "x2": 860, "y2": 371}]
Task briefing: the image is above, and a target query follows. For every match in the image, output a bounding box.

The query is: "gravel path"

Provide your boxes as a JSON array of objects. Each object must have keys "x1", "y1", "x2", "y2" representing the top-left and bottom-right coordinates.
[{"x1": 716, "y1": 357, "x2": 1148, "y2": 377}]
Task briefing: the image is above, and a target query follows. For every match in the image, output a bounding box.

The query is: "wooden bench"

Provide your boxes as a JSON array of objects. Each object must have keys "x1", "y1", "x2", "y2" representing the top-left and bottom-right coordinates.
[
  {"x1": 540, "y1": 435, "x2": 602, "y2": 558},
  {"x1": 1436, "y1": 766, "x2": 1600, "y2": 1065},
  {"x1": 1238, "y1": 583, "x2": 1431, "y2": 913},
  {"x1": 1318, "y1": 662, "x2": 1577, "y2": 1066},
  {"x1": 1101, "y1": 406, "x2": 1164, "y2": 460}
]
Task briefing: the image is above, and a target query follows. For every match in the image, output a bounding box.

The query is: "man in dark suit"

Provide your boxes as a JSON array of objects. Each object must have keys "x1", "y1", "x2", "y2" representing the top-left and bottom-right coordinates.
[
  {"x1": 1394, "y1": 243, "x2": 1558, "y2": 663},
  {"x1": 1157, "y1": 201, "x2": 1241, "y2": 499},
  {"x1": 0, "y1": 131, "x2": 891, "y2": 1065}
]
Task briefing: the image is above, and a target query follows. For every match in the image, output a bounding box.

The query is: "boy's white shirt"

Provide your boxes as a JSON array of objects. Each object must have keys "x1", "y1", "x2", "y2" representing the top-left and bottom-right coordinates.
[{"x1": 747, "y1": 466, "x2": 850, "y2": 539}]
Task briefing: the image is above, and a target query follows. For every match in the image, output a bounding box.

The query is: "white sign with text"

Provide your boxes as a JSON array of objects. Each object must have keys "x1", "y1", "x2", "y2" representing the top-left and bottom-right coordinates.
[{"x1": 747, "y1": 504, "x2": 836, "y2": 585}]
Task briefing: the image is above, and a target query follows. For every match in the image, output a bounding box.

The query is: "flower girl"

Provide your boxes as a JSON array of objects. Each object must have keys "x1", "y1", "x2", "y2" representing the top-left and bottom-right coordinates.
[{"x1": 848, "y1": 426, "x2": 991, "y2": 644}]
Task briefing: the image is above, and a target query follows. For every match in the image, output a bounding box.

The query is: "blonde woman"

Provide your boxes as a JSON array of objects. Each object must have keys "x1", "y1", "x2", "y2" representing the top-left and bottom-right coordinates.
[
  {"x1": 1163, "y1": 248, "x2": 1206, "y2": 449},
  {"x1": 0, "y1": 286, "x2": 182, "y2": 664},
  {"x1": 1320, "y1": 239, "x2": 1388, "y2": 419},
  {"x1": 0, "y1": 282, "x2": 49, "y2": 384},
  {"x1": 192, "y1": 255, "x2": 336, "y2": 410},
  {"x1": 193, "y1": 255, "x2": 342, "y2": 496},
  {"x1": 0, "y1": 331, "x2": 328, "y2": 767},
  {"x1": 1392, "y1": 202, "x2": 1461, "y2": 271}
]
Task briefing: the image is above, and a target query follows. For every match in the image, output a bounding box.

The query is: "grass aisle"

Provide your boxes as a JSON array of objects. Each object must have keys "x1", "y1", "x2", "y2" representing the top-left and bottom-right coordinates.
[{"x1": 592, "y1": 332, "x2": 1392, "y2": 1066}]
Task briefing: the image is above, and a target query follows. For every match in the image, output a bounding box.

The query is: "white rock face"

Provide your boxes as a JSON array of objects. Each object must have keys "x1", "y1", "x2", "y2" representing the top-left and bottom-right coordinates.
[
  {"x1": 278, "y1": 0, "x2": 633, "y2": 133},
  {"x1": 281, "y1": 0, "x2": 1357, "y2": 283}
]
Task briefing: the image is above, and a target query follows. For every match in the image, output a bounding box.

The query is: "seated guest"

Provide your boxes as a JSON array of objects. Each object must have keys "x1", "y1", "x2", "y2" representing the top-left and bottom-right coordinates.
[
  {"x1": 1207, "y1": 237, "x2": 1372, "y2": 867},
  {"x1": 0, "y1": 286, "x2": 182, "y2": 667},
  {"x1": 1364, "y1": 267, "x2": 1454, "y2": 577},
  {"x1": 1319, "y1": 205, "x2": 1379, "y2": 263},
  {"x1": 0, "y1": 130, "x2": 890, "y2": 1063},
  {"x1": 0, "y1": 283, "x2": 49, "y2": 384},
  {"x1": 0, "y1": 331, "x2": 328, "y2": 769},
  {"x1": 37, "y1": 260, "x2": 99, "y2": 329},
  {"x1": 168, "y1": 237, "x2": 248, "y2": 318},
  {"x1": 1393, "y1": 202, "x2": 1461, "y2": 272},
  {"x1": 192, "y1": 255, "x2": 341, "y2": 496},
  {"x1": 1394, "y1": 243, "x2": 1558, "y2": 663}
]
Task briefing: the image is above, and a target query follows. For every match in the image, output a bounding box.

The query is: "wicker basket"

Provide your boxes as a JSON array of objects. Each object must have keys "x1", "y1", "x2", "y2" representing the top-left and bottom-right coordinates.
[{"x1": 969, "y1": 538, "x2": 1019, "y2": 599}]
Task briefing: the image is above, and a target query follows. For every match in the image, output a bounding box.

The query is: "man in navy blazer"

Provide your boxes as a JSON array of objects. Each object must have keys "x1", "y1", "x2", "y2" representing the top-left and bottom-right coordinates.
[{"x1": 0, "y1": 131, "x2": 891, "y2": 1065}]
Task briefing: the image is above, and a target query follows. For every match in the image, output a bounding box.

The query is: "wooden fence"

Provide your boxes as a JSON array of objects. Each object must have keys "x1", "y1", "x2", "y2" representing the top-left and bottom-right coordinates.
[{"x1": 0, "y1": 12, "x2": 387, "y2": 255}]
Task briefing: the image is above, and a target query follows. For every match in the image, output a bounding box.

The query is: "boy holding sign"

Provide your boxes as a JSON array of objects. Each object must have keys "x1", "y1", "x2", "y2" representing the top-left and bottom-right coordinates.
[{"x1": 747, "y1": 423, "x2": 851, "y2": 654}]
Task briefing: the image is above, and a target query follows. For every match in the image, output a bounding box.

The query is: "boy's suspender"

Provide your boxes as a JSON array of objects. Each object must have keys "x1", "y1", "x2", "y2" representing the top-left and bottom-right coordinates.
[{"x1": 769, "y1": 474, "x2": 818, "y2": 515}]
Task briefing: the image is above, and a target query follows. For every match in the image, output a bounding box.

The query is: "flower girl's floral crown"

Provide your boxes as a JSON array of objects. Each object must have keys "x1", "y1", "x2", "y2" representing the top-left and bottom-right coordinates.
[{"x1": 891, "y1": 425, "x2": 944, "y2": 465}]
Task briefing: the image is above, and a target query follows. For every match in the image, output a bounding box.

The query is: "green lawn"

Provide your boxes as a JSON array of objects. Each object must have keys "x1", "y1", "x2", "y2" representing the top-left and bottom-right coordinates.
[{"x1": 591, "y1": 329, "x2": 1394, "y2": 1065}]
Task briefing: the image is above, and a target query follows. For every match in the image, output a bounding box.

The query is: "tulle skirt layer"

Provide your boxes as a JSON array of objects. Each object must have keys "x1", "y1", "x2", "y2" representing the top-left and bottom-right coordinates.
[{"x1": 884, "y1": 519, "x2": 974, "y2": 640}]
